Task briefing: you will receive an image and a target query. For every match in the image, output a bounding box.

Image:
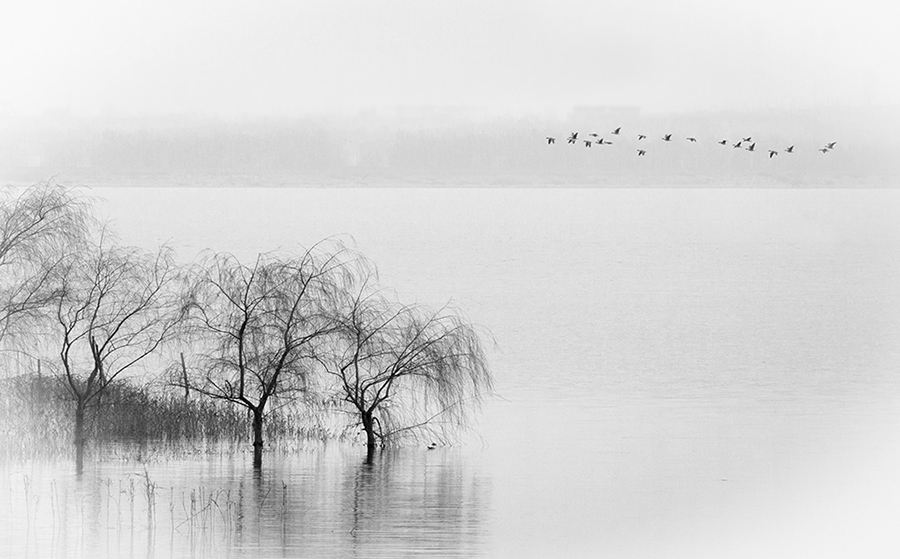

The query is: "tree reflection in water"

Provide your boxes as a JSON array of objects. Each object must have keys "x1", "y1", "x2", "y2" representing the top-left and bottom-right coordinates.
[{"x1": 0, "y1": 445, "x2": 490, "y2": 558}]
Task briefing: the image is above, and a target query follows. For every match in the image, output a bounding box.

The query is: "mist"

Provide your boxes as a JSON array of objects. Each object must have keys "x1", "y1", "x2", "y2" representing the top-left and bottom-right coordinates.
[
  {"x1": 1, "y1": 105, "x2": 897, "y2": 187},
  {"x1": 1, "y1": 0, "x2": 897, "y2": 117}
]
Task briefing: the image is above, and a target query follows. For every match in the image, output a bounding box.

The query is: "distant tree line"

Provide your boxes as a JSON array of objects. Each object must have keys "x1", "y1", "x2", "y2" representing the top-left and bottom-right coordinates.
[{"x1": 0, "y1": 183, "x2": 492, "y2": 469}]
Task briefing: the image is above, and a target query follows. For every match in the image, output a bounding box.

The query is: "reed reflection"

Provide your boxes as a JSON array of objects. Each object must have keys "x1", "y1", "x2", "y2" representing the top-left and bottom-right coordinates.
[{"x1": 0, "y1": 446, "x2": 490, "y2": 558}]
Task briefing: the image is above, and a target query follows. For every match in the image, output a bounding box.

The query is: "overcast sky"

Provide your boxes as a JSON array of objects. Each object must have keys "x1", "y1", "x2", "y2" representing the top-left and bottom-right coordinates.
[{"x1": 1, "y1": 0, "x2": 897, "y2": 118}]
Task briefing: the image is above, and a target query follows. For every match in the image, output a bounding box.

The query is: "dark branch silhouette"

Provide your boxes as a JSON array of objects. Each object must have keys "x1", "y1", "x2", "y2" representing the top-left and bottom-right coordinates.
[
  {"x1": 0, "y1": 183, "x2": 89, "y2": 346},
  {"x1": 48, "y1": 230, "x2": 183, "y2": 472},
  {"x1": 317, "y1": 278, "x2": 492, "y2": 463},
  {"x1": 177, "y1": 244, "x2": 361, "y2": 468}
]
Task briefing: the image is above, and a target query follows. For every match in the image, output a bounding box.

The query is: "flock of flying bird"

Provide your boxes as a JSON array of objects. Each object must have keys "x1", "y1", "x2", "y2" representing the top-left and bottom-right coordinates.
[{"x1": 545, "y1": 127, "x2": 838, "y2": 158}]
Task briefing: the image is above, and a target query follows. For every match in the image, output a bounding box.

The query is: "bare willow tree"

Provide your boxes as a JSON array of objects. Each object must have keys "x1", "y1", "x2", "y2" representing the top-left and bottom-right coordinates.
[
  {"x1": 179, "y1": 245, "x2": 359, "y2": 468},
  {"x1": 0, "y1": 183, "x2": 88, "y2": 346},
  {"x1": 50, "y1": 232, "x2": 183, "y2": 471},
  {"x1": 319, "y1": 280, "x2": 492, "y2": 463}
]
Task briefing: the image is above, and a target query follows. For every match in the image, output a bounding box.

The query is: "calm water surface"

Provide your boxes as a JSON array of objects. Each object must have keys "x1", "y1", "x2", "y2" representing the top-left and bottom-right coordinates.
[
  {"x1": 3, "y1": 186, "x2": 900, "y2": 558},
  {"x1": 1, "y1": 447, "x2": 488, "y2": 559}
]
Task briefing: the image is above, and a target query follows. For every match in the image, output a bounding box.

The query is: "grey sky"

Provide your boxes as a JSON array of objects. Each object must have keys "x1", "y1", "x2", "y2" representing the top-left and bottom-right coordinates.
[{"x1": 1, "y1": 0, "x2": 897, "y2": 117}]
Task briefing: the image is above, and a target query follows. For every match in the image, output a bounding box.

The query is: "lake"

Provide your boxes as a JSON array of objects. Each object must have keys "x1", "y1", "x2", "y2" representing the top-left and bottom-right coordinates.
[{"x1": 3, "y1": 186, "x2": 900, "y2": 558}]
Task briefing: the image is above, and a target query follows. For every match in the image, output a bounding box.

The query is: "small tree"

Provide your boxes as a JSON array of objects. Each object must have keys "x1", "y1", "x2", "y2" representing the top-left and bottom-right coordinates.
[
  {"x1": 51, "y1": 232, "x2": 183, "y2": 471},
  {"x1": 0, "y1": 183, "x2": 88, "y2": 346},
  {"x1": 321, "y1": 281, "x2": 492, "y2": 463},
  {"x1": 180, "y1": 246, "x2": 356, "y2": 468}
]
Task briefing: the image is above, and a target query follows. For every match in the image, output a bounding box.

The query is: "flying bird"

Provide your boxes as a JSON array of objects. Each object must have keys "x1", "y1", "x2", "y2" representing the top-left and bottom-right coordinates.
[
  {"x1": 686, "y1": 137, "x2": 697, "y2": 142},
  {"x1": 825, "y1": 142, "x2": 837, "y2": 149},
  {"x1": 742, "y1": 137, "x2": 752, "y2": 142},
  {"x1": 746, "y1": 142, "x2": 756, "y2": 152},
  {"x1": 819, "y1": 148, "x2": 830, "y2": 153},
  {"x1": 718, "y1": 139, "x2": 727, "y2": 145},
  {"x1": 598, "y1": 138, "x2": 613, "y2": 145},
  {"x1": 768, "y1": 150, "x2": 778, "y2": 158},
  {"x1": 567, "y1": 132, "x2": 578, "y2": 144},
  {"x1": 588, "y1": 133, "x2": 600, "y2": 138},
  {"x1": 785, "y1": 145, "x2": 794, "y2": 153},
  {"x1": 732, "y1": 141, "x2": 742, "y2": 148},
  {"x1": 637, "y1": 149, "x2": 646, "y2": 156},
  {"x1": 662, "y1": 134, "x2": 672, "y2": 141},
  {"x1": 612, "y1": 127, "x2": 621, "y2": 135},
  {"x1": 584, "y1": 140, "x2": 592, "y2": 147},
  {"x1": 546, "y1": 137, "x2": 556, "y2": 144},
  {"x1": 638, "y1": 134, "x2": 647, "y2": 140}
]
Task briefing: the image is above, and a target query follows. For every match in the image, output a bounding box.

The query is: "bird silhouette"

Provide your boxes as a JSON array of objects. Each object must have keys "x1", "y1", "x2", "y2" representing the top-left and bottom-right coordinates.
[
  {"x1": 427, "y1": 442, "x2": 437, "y2": 450},
  {"x1": 539, "y1": 131, "x2": 827, "y2": 163}
]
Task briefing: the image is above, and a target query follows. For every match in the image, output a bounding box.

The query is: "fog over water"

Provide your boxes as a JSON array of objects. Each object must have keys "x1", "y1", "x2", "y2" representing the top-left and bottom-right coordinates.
[
  {"x1": 2, "y1": 106, "x2": 898, "y2": 187},
  {"x1": 3, "y1": 186, "x2": 898, "y2": 558},
  {"x1": 2, "y1": 1, "x2": 899, "y2": 186},
  {"x1": 2, "y1": 1, "x2": 900, "y2": 556}
]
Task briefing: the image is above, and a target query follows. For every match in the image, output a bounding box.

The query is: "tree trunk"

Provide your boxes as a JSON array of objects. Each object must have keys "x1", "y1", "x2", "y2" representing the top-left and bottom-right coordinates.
[
  {"x1": 180, "y1": 352, "x2": 190, "y2": 402},
  {"x1": 74, "y1": 400, "x2": 86, "y2": 473},
  {"x1": 252, "y1": 408, "x2": 264, "y2": 469},
  {"x1": 362, "y1": 411, "x2": 376, "y2": 464}
]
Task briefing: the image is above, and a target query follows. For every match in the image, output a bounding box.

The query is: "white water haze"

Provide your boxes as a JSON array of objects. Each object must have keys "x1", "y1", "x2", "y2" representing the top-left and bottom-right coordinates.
[
  {"x1": 3, "y1": 187, "x2": 900, "y2": 558},
  {"x1": 2, "y1": 2, "x2": 900, "y2": 557}
]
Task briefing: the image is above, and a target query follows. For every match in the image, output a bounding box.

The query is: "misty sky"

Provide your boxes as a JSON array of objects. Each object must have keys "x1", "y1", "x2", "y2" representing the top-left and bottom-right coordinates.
[{"x1": 1, "y1": 0, "x2": 897, "y2": 118}]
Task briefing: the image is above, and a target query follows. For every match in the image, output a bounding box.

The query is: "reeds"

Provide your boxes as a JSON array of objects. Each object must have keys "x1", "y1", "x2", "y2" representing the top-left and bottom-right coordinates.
[
  {"x1": 0, "y1": 373, "x2": 356, "y2": 462},
  {"x1": 4, "y1": 469, "x2": 297, "y2": 558}
]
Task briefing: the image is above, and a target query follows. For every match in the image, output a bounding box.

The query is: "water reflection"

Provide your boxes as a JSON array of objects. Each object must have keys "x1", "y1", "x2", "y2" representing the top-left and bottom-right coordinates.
[
  {"x1": 343, "y1": 450, "x2": 488, "y2": 558},
  {"x1": 0, "y1": 446, "x2": 490, "y2": 559}
]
